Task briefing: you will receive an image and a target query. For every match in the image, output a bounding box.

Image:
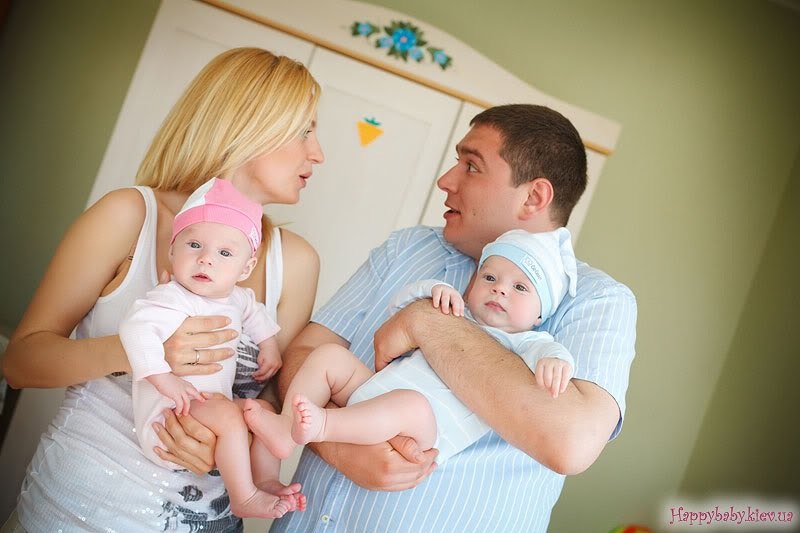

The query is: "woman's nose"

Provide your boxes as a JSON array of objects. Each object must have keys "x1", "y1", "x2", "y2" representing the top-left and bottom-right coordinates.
[{"x1": 309, "y1": 137, "x2": 325, "y2": 164}]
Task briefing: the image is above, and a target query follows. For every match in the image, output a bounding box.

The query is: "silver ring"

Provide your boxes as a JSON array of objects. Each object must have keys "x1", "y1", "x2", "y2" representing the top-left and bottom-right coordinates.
[{"x1": 191, "y1": 350, "x2": 200, "y2": 365}]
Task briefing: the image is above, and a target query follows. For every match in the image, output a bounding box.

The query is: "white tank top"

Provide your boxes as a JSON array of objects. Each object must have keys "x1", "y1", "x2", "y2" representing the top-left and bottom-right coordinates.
[{"x1": 18, "y1": 186, "x2": 283, "y2": 533}]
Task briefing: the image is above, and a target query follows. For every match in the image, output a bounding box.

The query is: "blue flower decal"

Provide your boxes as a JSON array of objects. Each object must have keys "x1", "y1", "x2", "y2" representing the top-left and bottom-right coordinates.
[
  {"x1": 350, "y1": 20, "x2": 453, "y2": 70},
  {"x1": 355, "y1": 22, "x2": 375, "y2": 36},
  {"x1": 392, "y1": 28, "x2": 417, "y2": 52},
  {"x1": 429, "y1": 48, "x2": 452, "y2": 69}
]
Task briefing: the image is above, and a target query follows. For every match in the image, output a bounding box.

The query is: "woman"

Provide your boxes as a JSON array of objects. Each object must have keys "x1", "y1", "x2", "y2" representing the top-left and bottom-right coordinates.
[{"x1": 2, "y1": 47, "x2": 323, "y2": 532}]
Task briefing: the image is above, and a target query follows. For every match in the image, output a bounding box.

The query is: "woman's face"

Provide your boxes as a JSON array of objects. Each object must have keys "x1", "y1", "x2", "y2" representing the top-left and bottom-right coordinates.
[{"x1": 231, "y1": 118, "x2": 324, "y2": 205}]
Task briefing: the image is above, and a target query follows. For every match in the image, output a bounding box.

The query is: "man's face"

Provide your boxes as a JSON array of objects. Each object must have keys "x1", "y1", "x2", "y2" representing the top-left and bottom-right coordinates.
[{"x1": 437, "y1": 125, "x2": 529, "y2": 259}]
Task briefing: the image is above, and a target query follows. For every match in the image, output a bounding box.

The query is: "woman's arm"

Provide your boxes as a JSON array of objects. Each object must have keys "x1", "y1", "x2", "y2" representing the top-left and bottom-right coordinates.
[
  {"x1": 272, "y1": 228, "x2": 319, "y2": 352},
  {"x1": 3, "y1": 189, "x2": 145, "y2": 388}
]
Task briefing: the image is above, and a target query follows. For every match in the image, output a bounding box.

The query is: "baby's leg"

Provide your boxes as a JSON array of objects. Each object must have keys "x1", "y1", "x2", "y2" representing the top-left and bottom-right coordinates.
[
  {"x1": 239, "y1": 399, "x2": 306, "y2": 512},
  {"x1": 292, "y1": 389, "x2": 437, "y2": 457},
  {"x1": 242, "y1": 398, "x2": 295, "y2": 460},
  {"x1": 190, "y1": 398, "x2": 294, "y2": 519},
  {"x1": 245, "y1": 343, "x2": 373, "y2": 456}
]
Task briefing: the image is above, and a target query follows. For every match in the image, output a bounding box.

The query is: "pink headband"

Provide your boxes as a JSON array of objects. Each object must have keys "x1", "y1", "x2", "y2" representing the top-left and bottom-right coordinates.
[{"x1": 171, "y1": 178, "x2": 262, "y2": 255}]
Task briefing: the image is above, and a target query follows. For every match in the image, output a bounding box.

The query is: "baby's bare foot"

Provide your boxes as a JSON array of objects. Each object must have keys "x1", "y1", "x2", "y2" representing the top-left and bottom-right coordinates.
[
  {"x1": 231, "y1": 488, "x2": 292, "y2": 519},
  {"x1": 242, "y1": 398, "x2": 295, "y2": 459},
  {"x1": 256, "y1": 480, "x2": 307, "y2": 512},
  {"x1": 291, "y1": 394, "x2": 326, "y2": 445}
]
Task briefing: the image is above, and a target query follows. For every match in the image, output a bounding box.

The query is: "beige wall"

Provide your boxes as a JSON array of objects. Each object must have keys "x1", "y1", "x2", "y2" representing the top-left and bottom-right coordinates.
[{"x1": 1, "y1": 0, "x2": 798, "y2": 530}]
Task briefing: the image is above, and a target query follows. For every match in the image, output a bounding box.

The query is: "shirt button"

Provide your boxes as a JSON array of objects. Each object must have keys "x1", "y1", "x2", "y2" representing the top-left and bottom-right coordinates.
[{"x1": 321, "y1": 514, "x2": 330, "y2": 524}]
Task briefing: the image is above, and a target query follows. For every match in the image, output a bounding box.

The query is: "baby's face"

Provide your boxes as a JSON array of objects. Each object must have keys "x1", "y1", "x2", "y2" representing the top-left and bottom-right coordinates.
[
  {"x1": 466, "y1": 255, "x2": 542, "y2": 333},
  {"x1": 170, "y1": 222, "x2": 255, "y2": 298}
]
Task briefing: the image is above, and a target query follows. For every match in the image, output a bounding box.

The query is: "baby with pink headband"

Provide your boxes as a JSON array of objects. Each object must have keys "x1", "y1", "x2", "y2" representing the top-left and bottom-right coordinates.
[{"x1": 120, "y1": 178, "x2": 304, "y2": 519}]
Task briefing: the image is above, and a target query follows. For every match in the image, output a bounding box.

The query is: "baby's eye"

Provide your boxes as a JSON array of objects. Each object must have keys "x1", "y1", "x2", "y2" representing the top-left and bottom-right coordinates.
[
  {"x1": 514, "y1": 283, "x2": 528, "y2": 292},
  {"x1": 219, "y1": 250, "x2": 232, "y2": 258},
  {"x1": 483, "y1": 274, "x2": 496, "y2": 282},
  {"x1": 189, "y1": 241, "x2": 201, "y2": 249}
]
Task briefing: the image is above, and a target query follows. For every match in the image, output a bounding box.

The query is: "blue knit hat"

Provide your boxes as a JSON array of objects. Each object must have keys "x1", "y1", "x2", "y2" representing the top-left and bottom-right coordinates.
[{"x1": 479, "y1": 228, "x2": 577, "y2": 322}]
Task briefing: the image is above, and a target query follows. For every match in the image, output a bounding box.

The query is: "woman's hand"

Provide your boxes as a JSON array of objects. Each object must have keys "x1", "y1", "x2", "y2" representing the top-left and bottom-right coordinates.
[
  {"x1": 163, "y1": 315, "x2": 238, "y2": 376},
  {"x1": 152, "y1": 394, "x2": 225, "y2": 475}
]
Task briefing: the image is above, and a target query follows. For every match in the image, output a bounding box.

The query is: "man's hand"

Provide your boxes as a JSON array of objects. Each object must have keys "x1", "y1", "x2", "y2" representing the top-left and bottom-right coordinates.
[
  {"x1": 373, "y1": 299, "x2": 430, "y2": 371},
  {"x1": 314, "y1": 436, "x2": 438, "y2": 491}
]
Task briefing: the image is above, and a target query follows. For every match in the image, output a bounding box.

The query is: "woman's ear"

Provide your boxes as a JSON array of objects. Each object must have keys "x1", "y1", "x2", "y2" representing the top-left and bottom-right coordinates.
[
  {"x1": 239, "y1": 256, "x2": 258, "y2": 281},
  {"x1": 521, "y1": 178, "x2": 554, "y2": 219}
]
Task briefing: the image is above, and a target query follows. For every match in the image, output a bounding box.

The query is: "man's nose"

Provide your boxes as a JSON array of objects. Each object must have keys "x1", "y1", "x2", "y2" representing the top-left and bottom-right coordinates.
[{"x1": 437, "y1": 164, "x2": 458, "y2": 192}]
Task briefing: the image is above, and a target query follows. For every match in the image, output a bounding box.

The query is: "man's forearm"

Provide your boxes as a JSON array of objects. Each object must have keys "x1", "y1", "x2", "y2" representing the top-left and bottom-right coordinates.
[{"x1": 406, "y1": 301, "x2": 618, "y2": 474}]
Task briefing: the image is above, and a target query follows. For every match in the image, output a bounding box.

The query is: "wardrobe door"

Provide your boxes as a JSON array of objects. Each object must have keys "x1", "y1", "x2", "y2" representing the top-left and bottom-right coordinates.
[
  {"x1": 87, "y1": 0, "x2": 314, "y2": 205},
  {"x1": 267, "y1": 48, "x2": 460, "y2": 307}
]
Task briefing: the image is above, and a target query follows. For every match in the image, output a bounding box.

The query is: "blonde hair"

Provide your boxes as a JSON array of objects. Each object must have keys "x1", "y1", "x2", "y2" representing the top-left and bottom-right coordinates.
[
  {"x1": 137, "y1": 47, "x2": 319, "y2": 192},
  {"x1": 136, "y1": 47, "x2": 320, "y2": 250}
]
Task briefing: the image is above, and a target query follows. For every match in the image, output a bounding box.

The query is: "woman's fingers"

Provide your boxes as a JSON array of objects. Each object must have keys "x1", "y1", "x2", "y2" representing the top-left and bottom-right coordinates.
[
  {"x1": 164, "y1": 315, "x2": 237, "y2": 376},
  {"x1": 154, "y1": 409, "x2": 216, "y2": 475}
]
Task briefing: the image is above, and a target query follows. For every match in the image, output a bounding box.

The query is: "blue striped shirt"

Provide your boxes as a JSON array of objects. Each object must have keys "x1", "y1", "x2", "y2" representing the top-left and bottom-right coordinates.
[{"x1": 271, "y1": 226, "x2": 637, "y2": 533}]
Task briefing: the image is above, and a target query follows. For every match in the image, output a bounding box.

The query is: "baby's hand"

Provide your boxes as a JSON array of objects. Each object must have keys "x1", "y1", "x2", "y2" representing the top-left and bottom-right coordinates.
[
  {"x1": 534, "y1": 357, "x2": 573, "y2": 399},
  {"x1": 252, "y1": 337, "x2": 282, "y2": 382},
  {"x1": 147, "y1": 372, "x2": 203, "y2": 416},
  {"x1": 431, "y1": 284, "x2": 465, "y2": 317}
]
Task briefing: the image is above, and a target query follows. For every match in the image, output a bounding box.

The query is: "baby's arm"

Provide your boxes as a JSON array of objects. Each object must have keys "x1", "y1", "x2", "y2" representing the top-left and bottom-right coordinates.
[
  {"x1": 146, "y1": 372, "x2": 203, "y2": 415},
  {"x1": 430, "y1": 284, "x2": 464, "y2": 317},
  {"x1": 516, "y1": 336, "x2": 575, "y2": 399},
  {"x1": 389, "y1": 279, "x2": 462, "y2": 316},
  {"x1": 253, "y1": 336, "x2": 281, "y2": 382},
  {"x1": 238, "y1": 286, "x2": 282, "y2": 382},
  {"x1": 534, "y1": 357, "x2": 573, "y2": 399}
]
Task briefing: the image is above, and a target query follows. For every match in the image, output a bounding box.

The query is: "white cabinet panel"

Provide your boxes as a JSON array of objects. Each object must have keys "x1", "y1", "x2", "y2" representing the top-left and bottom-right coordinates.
[
  {"x1": 87, "y1": 0, "x2": 314, "y2": 205},
  {"x1": 267, "y1": 48, "x2": 460, "y2": 307}
]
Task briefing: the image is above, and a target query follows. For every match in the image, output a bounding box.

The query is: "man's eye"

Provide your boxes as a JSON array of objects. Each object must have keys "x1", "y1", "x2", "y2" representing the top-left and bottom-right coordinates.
[{"x1": 467, "y1": 162, "x2": 477, "y2": 172}]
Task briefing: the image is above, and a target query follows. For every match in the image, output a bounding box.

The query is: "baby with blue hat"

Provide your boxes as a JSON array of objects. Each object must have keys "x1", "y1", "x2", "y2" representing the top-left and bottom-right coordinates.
[
  {"x1": 398, "y1": 226, "x2": 578, "y2": 399},
  {"x1": 242, "y1": 228, "x2": 580, "y2": 465}
]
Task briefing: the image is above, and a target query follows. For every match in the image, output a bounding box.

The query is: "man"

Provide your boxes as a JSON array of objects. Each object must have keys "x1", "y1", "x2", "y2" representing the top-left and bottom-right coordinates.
[{"x1": 271, "y1": 104, "x2": 637, "y2": 532}]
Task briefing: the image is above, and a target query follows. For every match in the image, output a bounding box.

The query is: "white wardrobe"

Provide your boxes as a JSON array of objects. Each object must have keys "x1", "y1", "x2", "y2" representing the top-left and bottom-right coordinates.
[{"x1": 88, "y1": 0, "x2": 621, "y2": 307}]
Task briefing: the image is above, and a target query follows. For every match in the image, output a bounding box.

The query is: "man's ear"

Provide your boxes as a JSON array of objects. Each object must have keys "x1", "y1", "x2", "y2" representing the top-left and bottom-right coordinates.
[
  {"x1": 521, "y1": 178, "x2": 554, "y2": 220},
  {"x1": 239, "y1": 256, "x2": 258, "y2": 281}
]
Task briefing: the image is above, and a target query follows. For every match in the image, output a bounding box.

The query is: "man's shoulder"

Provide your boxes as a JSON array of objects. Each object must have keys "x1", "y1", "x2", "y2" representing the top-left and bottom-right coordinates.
[
  {"x1": 386, "y1": 225, "x2": 454, "y2": 256},
  {"x1": 575, "y1": 260, "x2": 636, "y2": 302},
  {"x1": 389, "y1": 225, "x2": 445, "y2": 244}
]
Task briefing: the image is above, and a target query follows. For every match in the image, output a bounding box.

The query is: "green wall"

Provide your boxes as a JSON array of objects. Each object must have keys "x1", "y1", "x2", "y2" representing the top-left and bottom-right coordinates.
[
  {"x1": 680, "y1": 147, "x2": 800, "y2": 496},
  {"x1": 1, "y1": 0, "x2": 798, "y2": 531},
  {"x1": 0, "y1": 0, "x2": 159, "y2": 330}
]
